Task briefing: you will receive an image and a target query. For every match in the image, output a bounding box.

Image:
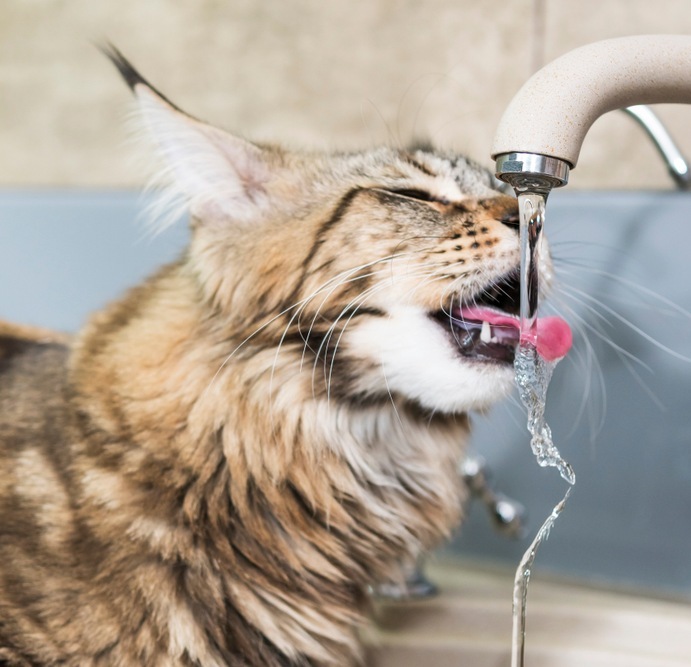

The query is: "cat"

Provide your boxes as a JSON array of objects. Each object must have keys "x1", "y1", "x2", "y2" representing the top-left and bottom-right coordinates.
[{"x1": 0, "y1": 48, "x2": 564, "y2": 666}]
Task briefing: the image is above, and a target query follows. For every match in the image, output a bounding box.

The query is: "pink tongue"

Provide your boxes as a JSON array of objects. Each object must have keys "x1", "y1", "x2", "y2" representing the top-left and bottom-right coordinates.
[
  {"x1": 530, "y1": 316, "x2": 573, "y2": 361},
  {"x1": 461, "y1": 307, "x2": 572, "y2": 362}
]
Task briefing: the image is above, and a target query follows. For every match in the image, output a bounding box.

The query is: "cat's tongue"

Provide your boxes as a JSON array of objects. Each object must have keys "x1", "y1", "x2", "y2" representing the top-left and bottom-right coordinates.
[
  {"x1": 526, "y1": 316, "x2": 573, "y2": 361},
  {"x1": 461, "y1": 307, "x2": 572, "y2": 362}
]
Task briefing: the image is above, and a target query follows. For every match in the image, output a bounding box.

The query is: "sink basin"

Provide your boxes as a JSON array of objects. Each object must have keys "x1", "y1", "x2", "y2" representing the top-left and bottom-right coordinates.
[{"x1": 363, "y1": 560, "x2": 691, "y2": 666}]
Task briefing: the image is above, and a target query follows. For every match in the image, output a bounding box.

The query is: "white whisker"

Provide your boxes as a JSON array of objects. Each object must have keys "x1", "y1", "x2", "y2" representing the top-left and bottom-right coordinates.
[
  {"x1": 556, "y1": 285, "x2": 653, "y2": 370},
  {"x1": 556, "y1": 260, "x2": 691, "y2": 322},
  {"x1": 563, "y1": 284, "x2": 691, "y2": 364},
  {"x1": 545, "y1": 293, "x2": 608, "y2": 440}
]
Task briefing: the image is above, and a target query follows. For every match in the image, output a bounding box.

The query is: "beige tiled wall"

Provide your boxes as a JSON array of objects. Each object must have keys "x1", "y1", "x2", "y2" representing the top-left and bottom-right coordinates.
[{"x1": 1, "y1": 0, "x2": 691, "y2": 189}]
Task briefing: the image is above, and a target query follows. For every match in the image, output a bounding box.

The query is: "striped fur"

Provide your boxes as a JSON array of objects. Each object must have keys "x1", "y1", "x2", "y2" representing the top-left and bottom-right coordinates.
[{"x1": 0, "y1": 53, "x2": 528, "y2": 666}]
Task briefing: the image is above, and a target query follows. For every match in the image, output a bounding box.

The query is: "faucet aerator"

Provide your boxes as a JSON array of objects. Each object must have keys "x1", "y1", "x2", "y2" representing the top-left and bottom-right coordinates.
[{"x1": 495, "y1": 152, "x2": 570, "y2": 194}]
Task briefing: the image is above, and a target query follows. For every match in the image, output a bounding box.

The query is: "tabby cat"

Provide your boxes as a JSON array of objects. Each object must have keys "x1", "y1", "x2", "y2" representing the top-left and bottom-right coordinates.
[{"x1": 0, "y1": 49, "x2": 567, "y2": 666}]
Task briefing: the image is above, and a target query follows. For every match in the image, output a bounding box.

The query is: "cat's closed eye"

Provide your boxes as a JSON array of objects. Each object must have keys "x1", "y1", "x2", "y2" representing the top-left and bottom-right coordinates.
[{"x1": 378, "y1": 188, "x2": 450, "y2": 205}]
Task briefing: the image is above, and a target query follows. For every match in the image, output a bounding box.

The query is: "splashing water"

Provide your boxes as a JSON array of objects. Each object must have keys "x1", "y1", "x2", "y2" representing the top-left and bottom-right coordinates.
[
  {"x1": 510, "y1": 190, "x2": 575, "y2": 667},
  {"x1": 514, "y1": 345, "x2": 575, "y2": 485}
]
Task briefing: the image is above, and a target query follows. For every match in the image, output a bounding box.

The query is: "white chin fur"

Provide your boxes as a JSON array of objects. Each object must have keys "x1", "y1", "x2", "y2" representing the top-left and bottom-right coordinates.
[{"x1": 347, "y1": 306, "x2": 515, "y2": 413}]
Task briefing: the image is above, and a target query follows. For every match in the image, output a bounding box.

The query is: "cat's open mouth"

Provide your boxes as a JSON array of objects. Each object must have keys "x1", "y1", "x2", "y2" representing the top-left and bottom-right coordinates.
[
  {"x1": 433, "y1": 271, "x2": 573, "y2": 364},
  {"x1": 433, "y1": 272, "x2": 522, "y2": 365}
]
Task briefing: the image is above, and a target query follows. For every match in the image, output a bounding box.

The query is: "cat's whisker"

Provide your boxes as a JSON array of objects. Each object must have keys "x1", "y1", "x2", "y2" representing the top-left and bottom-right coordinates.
[
  {"x1": 555, "y1": 285, "x2": 651, "y2": 369},
  {"x1": 360, "y1": 97, "x2": 399, "y2": 148},
  {"x1": 555, "y1": 260, "x2": 691, "y2": 322},
  {"x1": 297, "y1": 255, "x2": 418, "y2": 368},
  {"x1": 564, "y1": 280, "x2": 691, "y2": 365},
  {"x1": 208, "y1": 254, "x2": 410, "y2": 413},
  {"x1": 313, "y1": 265, "x2": 441, "y2": 404},
  {"x1": 267, "y1": 259, "x2": 408, "y2": 431},
  {"x1": 320, "y1": 263, "x2": 463, "y2": 401},
  {"x1": 266, "y1": 254, "x2": 433, "y2": 430},
  {"x1": 545, "y1": 292, "x2": 609, "y2": 439},
  {"x1": 203, "y1": 294, "x2": 314, "y2": 399},
  {"x1": 322, "y1": 282, "x2": 394, "y2": 404},
  {"x1": 292, "y1": 252, "x2": 437, "y2": 373},
  {"x1": 550, "y1": 276, "x2": 679, "y2": 431},
  {"x1": 273, "y1": 255, "x2": 420, "y2": 370},
  {"x1": 379, "y1": 362, "x2": 406, "y2": 429},
  {"x1": 569, "y1": 304, "x2": 664, "y2": 416}
]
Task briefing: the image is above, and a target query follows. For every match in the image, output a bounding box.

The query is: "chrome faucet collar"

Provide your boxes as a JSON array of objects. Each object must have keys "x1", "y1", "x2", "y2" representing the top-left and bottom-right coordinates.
[
  {"x1": 495, "y1": 152, "x2": 570, "y2": 191},
  {"x1": 623, "y1": 106, "x2": 691, "y2": 190}
]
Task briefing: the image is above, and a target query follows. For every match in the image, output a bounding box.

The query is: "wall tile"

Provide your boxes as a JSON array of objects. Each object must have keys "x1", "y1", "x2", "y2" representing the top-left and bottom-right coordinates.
[{"x1": 0, "y1": 0, "x2": 533, "y2": 187}]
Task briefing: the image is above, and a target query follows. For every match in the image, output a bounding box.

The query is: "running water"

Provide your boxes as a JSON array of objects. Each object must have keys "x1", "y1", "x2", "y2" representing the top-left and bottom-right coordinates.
[
  {"x1": 510, "y1": 190, "x2": 575, "y2": 667},
  {"x1": 510, "y1": 485, "x2": 572, "y2": 667},
  {"x1": 517, "y1": 192, "x2": 543, "y2": 334},
  {"x1": 514, "y1": 345, "x2": 575, "y2": 485}
]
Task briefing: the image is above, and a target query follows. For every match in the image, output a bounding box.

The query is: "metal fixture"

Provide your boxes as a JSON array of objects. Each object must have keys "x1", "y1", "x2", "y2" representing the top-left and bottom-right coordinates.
[{"x1": 623, "y1": 105, "x2": 691, "y2": 190}]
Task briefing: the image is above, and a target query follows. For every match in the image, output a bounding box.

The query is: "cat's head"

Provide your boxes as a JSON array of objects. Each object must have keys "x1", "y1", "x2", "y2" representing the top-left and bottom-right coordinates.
[{"x1": 109, "y1": 49, "x2": 548, "y2": 415}]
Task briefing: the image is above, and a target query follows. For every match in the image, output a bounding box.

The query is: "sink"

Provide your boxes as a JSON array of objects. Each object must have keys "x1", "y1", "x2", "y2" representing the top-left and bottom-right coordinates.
[{"x1": 363, "y1": 560, "x2": 691, "y2": 666}]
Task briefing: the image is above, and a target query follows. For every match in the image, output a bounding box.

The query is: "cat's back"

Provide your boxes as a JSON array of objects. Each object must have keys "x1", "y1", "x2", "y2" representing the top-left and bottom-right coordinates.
[{"x1": 0, "y1": 321, "x2": 72, "y2": 452}]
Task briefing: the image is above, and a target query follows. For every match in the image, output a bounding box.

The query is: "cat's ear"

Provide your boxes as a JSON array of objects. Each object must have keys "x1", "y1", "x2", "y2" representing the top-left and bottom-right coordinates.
[{"x1": 103, "y1": 45, "x2": 271, "y2": 227}]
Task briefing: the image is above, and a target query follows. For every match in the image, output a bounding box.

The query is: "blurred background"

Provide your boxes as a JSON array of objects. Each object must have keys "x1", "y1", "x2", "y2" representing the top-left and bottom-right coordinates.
[
  {"x1": 4, "y1": 0, "x2": 691, "y2": 189},
  {"x1": 2, "y1": 0, "x2": 691, "y2": 600}
]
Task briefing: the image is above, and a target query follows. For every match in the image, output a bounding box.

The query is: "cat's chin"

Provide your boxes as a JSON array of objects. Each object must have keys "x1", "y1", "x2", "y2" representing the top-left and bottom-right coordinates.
[{"x1": 345, "y1": 305, "x2": 516, "y2": 414}]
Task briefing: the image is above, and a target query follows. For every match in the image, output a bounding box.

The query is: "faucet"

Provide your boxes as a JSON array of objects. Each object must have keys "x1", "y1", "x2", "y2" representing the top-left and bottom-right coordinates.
[
  {"x1": 492, "y1": 35, "x2": 691, "y2": 192},
  {"x1": 623, "y1": 105, "x2": 691, "y2": 190}
]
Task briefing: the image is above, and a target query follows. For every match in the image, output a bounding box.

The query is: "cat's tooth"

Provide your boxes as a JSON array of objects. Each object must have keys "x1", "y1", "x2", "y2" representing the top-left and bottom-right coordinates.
[{"x1": 480, "y1": 320, "x2": 491, "y2": 343}]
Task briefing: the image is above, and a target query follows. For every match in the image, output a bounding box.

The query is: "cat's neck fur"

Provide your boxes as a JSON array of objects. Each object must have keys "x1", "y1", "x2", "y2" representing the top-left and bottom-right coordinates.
[{"x1": 67, "y1": 261, "x2": 467, "y2": 664}]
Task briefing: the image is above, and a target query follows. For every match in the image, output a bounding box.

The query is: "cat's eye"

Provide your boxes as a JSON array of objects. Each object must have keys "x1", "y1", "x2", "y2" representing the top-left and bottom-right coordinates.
[
  {"x1": 378, "y1": 188, "x2": 450, "y2": 205},
  {"x1": 391, "y1": 188, "x2": 435, "y2": 202}
]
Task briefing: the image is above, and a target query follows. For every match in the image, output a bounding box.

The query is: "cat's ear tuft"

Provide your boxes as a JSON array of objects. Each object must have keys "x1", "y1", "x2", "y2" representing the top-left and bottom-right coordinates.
[
  {"x1": 100, "y1": 44, "x2": 156, "y2": 96},
  {"x1": 103, "y1": 45, "x2": 271, "y2": 229}
]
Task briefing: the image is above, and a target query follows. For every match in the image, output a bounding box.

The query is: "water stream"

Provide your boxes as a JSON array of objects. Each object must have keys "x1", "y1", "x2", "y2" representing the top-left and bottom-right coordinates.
[
  {"x1": 510, "y1": 190, "x2": 576, "y2": 667},
  {"x1": 517, "y1": 192, "x2": 543, "y2": 333}
]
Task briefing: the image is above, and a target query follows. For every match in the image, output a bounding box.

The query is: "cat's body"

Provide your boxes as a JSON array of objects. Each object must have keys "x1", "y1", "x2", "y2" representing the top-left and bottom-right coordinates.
[{"x1": 0, "y1": 51, "x2": 543, "y2": 666}]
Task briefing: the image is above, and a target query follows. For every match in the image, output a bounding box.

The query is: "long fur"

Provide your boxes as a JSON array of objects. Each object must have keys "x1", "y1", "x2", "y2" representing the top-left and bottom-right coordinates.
[{"x1": 0, "y1": 52, "x2": 532, "y2": 666}]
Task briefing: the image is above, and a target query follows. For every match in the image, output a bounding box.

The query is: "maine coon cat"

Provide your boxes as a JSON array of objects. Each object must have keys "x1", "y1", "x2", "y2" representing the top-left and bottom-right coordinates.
[{"x1": 0, "y1": 48, "x2": 570, "y2": 666}]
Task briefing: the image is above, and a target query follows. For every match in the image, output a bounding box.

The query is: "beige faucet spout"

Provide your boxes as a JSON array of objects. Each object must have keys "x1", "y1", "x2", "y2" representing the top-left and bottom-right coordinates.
[{"x1": 492, "y1": 35, "x2": 691, "y2": 188}]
